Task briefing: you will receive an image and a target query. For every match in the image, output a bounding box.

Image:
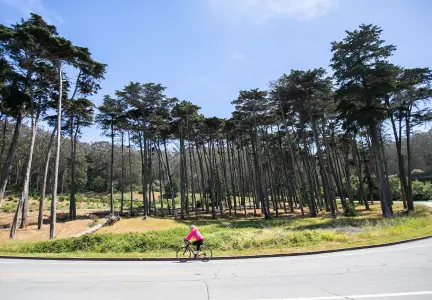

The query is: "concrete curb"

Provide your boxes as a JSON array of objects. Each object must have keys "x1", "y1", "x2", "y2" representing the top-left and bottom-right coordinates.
[{"x1": 1, "y1": 234, "x2": 431, "y2": 262}]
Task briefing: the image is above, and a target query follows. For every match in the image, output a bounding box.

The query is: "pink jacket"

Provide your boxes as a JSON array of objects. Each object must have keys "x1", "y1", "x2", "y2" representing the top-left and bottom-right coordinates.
[{"x1": 186, "y1": 228, "x2": 203, "y2": 241}]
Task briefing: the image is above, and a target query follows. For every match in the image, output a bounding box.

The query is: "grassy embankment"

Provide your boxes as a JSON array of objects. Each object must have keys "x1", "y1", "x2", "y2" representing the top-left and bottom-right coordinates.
[{"x1": 0, "y1": 203, "x2": 431, "y2": 258}]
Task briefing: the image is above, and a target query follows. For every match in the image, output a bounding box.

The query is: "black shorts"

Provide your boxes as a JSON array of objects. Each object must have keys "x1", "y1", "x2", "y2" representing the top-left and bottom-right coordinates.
[{"x1": 192, "y1": 239, "x2": 203, "y2": 250}]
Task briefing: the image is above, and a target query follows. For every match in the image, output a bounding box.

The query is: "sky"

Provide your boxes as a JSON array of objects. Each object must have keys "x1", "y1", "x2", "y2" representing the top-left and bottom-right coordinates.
[{"x1": 1, "y1": 0, "x2": 431, "y2": 142}]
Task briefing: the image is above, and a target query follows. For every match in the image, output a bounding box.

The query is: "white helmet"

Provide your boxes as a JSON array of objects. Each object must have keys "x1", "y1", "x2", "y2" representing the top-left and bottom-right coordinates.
[{"x1": 189, "y1": 225, "x2": 195, "y2": 230}]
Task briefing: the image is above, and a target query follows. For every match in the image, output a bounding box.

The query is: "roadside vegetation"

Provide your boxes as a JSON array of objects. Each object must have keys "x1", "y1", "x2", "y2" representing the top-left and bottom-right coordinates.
[{"x1": 0, "y1": 204, "x2": 430, "y2": 258}]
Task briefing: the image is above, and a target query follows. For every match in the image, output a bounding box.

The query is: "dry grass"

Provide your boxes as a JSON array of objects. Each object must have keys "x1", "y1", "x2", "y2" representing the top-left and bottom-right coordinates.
[
  {"x1": 97, "y1": 217, "x2": 182, "y2": 234},
  {"x1": 0, "y1": 209, "x2": 106, "y2": 242}
]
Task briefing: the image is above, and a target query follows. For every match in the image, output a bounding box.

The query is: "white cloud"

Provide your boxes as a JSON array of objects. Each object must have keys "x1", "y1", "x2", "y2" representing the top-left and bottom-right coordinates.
[
  {"x1": 231, "y1": 51, "x2": 246, "y2": 61},
  {"x1": 209, "y1": 0, "x2": 339, "y2": 23},
  {"x1": 4, "y1": 0, "x2": 64, "y2": 24}
]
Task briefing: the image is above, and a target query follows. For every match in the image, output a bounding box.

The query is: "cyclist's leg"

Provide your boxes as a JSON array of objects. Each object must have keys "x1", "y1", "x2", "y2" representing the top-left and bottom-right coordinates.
[
  {"x1": 192, "y1": 241, "x2": 198, "y2": 258},
  {"x1": 196, "y1": 240, "x2": 203, "y2": 257}
]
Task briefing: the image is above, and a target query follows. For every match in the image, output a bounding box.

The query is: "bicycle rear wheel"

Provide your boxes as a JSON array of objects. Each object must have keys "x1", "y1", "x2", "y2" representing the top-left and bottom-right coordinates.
[
  {"x1": 198, "y1": 245, "x2": 212, "y2": 262},
  {"x1": 176, "y1": 246, "x2": 192, "y2": 262}
]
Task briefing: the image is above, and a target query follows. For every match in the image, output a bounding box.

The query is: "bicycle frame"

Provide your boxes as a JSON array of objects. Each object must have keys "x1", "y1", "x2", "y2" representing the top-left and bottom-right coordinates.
[{"x1": 183, "y1": 240, "x2": 200, "y2": 254}]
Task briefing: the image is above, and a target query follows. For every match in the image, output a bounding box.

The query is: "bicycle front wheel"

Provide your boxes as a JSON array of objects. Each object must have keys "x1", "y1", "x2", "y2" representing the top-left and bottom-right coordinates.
[
  {"x1": 199, "y1": 245, "x2": 212, "y2": 262},
  {"x1": 176, "y1": 246, "x2": 192, "y2": 262}
]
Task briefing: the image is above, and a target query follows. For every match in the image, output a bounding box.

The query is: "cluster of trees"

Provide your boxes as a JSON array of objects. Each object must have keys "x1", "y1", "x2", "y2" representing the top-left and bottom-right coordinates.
[
  {"x1": 1, "y1": 15, "x2": 431, "y2": 240},
  {"x1": 0, "y1": 14, "x2": 106, "y2": 238}
]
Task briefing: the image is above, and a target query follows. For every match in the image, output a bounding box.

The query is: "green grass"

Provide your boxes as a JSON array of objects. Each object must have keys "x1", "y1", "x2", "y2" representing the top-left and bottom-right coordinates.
[{"x1": 1, "y1": 205, "x2": 431, "y2": 258}]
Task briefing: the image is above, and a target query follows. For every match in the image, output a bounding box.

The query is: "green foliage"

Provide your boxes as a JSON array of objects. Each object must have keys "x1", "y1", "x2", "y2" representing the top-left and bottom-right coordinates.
[
  {"x1": 88, "y1": 176, "x2": 106, "y2": 193},
  {"x1": 412, "y1": 181, "x2": 432, "y2": 200},
  {"x1": 331, "y1": 24, "x2": 397, "y2": 127},
  {"x1": 389, "y1": 177, "x2": 401, "y2": 200},
  {"x1": 1, "y1": 202, "x2": 15, "y2": 213},
  {"x1": 164, "y1": 178, "x2": 179, "y2": 198},
  {"x1": 5, "y1": 206, "x2": 430, "y2": 254},
  {"x1": 411, "y1": 169, "x2": 425, "y2": 175},
  {"x1": 343, "y1": 201, "x2": 357, "y2": 217}
]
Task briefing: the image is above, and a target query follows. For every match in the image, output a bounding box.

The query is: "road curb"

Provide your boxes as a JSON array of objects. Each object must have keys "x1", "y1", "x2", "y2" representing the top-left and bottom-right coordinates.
[{"x1": 1, "y1": 234, "x2": 431, "y2": 262}]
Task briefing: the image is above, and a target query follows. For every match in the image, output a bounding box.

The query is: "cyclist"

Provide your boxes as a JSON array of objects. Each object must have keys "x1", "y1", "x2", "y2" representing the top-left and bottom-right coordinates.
[{"x1": 185, "y1": 225, "x2": 204, "y2": 259}]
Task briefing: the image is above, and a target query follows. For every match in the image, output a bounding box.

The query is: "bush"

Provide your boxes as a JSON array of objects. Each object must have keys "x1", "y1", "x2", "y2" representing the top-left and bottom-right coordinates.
[
  {"x1": 412, "y1": 180, "x2": 432, "y2": 200},
  {"x1": 89, "y1": 176, "x2": 106, "y2": 193},
  {"x1": 389, "y1": 177, "x2": 401, "y2": 200},
  {"x1": 7, "y1": 196, "x2": 16, "y2": 202},
  {"x1": 30, "y1": 192, "x2": 40, "y2": 199},
  {"x1": 411, "y1": 169, "x2": 425, "y2": 175},
  {"x1": 421, "y1": 182, "x2": 432, "y2": 200},
  {"x1": 343, "y1": 201, "x2": 357, "y2": 217},
  {"x1": 1, "y1": 203, "x2": 15, "y2": 213}
]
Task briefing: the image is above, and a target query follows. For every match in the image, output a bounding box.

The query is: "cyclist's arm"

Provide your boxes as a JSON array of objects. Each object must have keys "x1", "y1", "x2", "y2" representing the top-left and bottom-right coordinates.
[{"x1": 185, "y1": 231, "x2": 194, "y2": 241}]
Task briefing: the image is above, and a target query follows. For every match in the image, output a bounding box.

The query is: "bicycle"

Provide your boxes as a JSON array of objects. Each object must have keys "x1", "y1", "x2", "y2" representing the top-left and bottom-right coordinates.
[{"x1": 176, "y1": 239, "x2": 212, "y2": 262}]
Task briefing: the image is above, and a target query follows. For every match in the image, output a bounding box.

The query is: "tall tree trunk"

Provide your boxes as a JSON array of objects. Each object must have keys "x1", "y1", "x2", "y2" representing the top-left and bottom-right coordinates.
[
  {"x1": 219, "y1": 141, "x2": 232, "y2": 215},
  {"x1": 203, "y1": 144, "x2": 215, "y2": 218},
  {"x1": 147, "y1": 139, "x2": 153, "y2": 216},
  {"x1": 379, "y1": 127, "x2": 392, "y2": 205},
  {"x1": 213, "y1": 141, "x2": 223, "y2": 218},
  {"x1": 128, "y1": 131, "x2": 134, "y2": 215},
  {"x1": 193, "y1": 144, "x2": 204, "y2": 212},
  {"x1": 110, "y1": 121, "x2": 114, "y2": 214},
  {"x1": 343, "y1": 143, "x2": 354, "y2": 204},
  {"x1": 311, "y1": 116, "x2": 334, "y2": 216},
  {"x1": 227, "y1": 141, "x2": 237, "y2": 215},
  {"x1": 405, "y1": 111, "x2": 414, "y2": 211},
  {"x1": 389, "y1": 114, "x2": 408, "y2": 208},
  {"x1": 163, "y1": 139, "x2": 176, "y2": 217},
  {"x1": 138, "y1": 132, "x2": 146, "y2": 216},
  {"x1": 179, "y1": 129, "x2": 185, "y2": 219},
  {"x1": 0, "y1": 117, "x2": 8, "y2": 173},
  {"x1": 188, "y1": 139, "x2": 198, "y2": 219},
  {"x1": 142, "y1": 129, "x2": 149, "y2": 216},
  {"x1": 251, "y1": 113, "x2": 268, "y2": 219},
  {"x1": 236, "y1": 145, "x2": 246, "y2": 216},
  {"x1": 369, "y1": 124, "x2": 393, "y2": 217},
  {"x1": 156, "y1": 139, "x2": 164, "y2": 217},
  {"x1": 299, "y1": 120, "x2": 317, "y2": 217},
  {"x1": 352, "y1": 137, "x2": 368, "y2": 209},
  {"x1": 69, "y1": 118, "x2": 77, "y2": 220},
  {"x1": 0, "y1": 115, "x2": 23, "y2": 206},
  {"x1": 50, "y1": 61, "x2": 63, "y2": 239},
  {"x1": 38, "y1": 126, "x2": 56, "y2": 229},
  {"x1": 120, "y1": 131, "x2": 124, "y2": 214},
  {"x1": 10, "y1": 115, "x2": 38, "y2": 237}
]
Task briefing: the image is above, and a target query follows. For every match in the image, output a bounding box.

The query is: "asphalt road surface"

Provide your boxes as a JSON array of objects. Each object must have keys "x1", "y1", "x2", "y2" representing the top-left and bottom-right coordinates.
[
  {"x1": 1, "y1": 238, "x2": 432, "y2": 300},
  {"x1": 396, "y1": 201, "x2": 432, "y2": 208}
]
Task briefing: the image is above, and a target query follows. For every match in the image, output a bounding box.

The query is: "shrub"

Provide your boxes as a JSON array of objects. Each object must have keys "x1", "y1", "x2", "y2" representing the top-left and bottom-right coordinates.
[
  {"x1": 411, "y1": 169, "x2": 425, "y2": 175},
  {"x1": 412, "y1": 180, "x2": 431, "y2": 200},
  {"x1": 343, "y1": 201, "x2": 357, "y2": 217},
  {"x1": 2, "y1": 203, "x2": 15, "y2": 213},
  {"x1": 89, "y1": 176, "x2": 106, "y2": 193},
  {"x1": 389, "y1": 177, "x2": 401, "y2": 200},
  {"x1": 422, "y1": 182, "x2": 432, "y2": 200}
]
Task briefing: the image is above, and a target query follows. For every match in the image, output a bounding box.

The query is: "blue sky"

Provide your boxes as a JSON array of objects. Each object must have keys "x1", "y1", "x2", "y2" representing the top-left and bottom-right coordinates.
[{"x1": 1, "y1": 0, "x2": 431, "y2": 141}]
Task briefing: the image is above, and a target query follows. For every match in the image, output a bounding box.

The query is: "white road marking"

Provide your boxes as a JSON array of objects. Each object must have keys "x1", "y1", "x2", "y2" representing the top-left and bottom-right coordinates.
[{"x1": 257, "y1": 290, "x2": 432, "y2": 300}]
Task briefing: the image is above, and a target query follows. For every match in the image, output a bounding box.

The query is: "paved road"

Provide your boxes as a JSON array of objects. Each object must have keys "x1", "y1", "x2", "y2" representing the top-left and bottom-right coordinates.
[
  {"x1": 1, "y1": 238, "x2": 432, "y2": 300},
  {"x1": 394, "y1": 201, "x2": 432, "y2": 208}
]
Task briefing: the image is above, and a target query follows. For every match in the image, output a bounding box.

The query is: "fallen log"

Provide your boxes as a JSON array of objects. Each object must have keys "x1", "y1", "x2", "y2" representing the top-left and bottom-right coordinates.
[{"x1": 73, "y1": 214, "x2": 120, "y2": 238}]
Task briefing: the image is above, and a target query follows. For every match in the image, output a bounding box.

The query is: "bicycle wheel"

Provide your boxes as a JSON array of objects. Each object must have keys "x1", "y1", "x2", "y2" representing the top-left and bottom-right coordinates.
[
  {"x1": 198, "y1": 245, "x2": 212, "y2": 262},
  {"x1": 176, "y1": 246, "x2": 192, "y2": 262}
]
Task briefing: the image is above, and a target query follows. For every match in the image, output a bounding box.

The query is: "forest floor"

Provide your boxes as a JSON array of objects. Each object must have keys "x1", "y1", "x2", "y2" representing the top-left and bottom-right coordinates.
[{"x1": 0, "y1": 202, "x2": 431, "y2": 258}]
